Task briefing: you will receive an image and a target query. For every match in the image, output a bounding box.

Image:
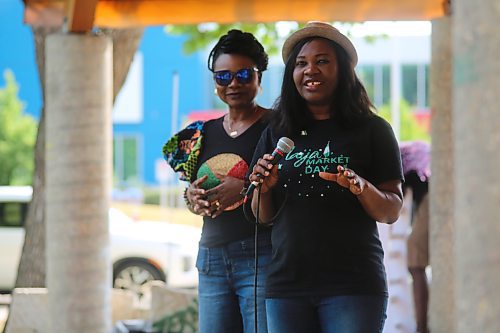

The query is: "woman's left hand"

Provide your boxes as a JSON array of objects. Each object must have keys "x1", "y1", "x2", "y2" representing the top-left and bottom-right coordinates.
[
  {"x1": 205, "y1": 175, "x2": 245, "y2": 218},
  {"x1": 319, "y1": 165, "x2": 366, "y2": 195}
]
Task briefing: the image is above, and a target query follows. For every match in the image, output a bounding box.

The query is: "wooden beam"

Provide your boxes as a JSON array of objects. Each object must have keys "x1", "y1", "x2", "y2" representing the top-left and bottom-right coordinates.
[
  {"x1": 24, "y1": 0, "x2": 445, "y2": 29},
  {"x1": 93, "y1": 0, "x2": 445, "y2": 27},
  {"x1": 23, "y1": 0, "x2": 65, "y2": 28},
  {"x1": 65, "y1": 0, "x2": 98, "y2": 32}
]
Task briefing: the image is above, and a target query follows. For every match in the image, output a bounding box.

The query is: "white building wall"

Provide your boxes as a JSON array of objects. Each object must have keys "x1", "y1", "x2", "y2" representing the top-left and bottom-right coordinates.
[{"x1": 354, "y1": 35, "x2": 431, "y2": 65}]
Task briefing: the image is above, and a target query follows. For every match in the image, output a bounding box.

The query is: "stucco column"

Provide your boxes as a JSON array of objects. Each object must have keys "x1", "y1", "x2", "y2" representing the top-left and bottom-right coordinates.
[
  {"x1": 453, "y1": 0, "x2": 500, "y2": 332},
  {"x1": 45, "y1": 34, "x2": 112, "y2": 333},
  {"x1": 429, "y1": 17, "x2": 455, "y2": 333}
]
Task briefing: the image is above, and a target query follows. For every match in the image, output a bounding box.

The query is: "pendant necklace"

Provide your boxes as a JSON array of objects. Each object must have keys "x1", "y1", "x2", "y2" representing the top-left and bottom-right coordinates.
[
  {"x1": 227, "y1": 118, "x2": 243, "y2": 137},
  {"x1": 226, "y1": 106, "x2": 259, "y2": 137}
]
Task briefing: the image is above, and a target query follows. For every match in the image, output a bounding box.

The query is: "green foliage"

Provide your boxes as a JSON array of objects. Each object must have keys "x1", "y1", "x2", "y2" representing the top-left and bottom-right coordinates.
[
  {"x1": 153, "y1": 298, "x2": 199, "y2": 333},
  {"x1": 143, "y1": 187, "x2": 161, "y2": 205},
  {"x1": 165, "y1": 22, "x2": 386, "y2": 58},
  {"x1": 165, "y1": 22, "x2": 306, "y2": 56},
  {"x1": 0, "y1": 70, "x2": 37, "y2": 185},
  {"x1": 377, "y1": 100, "x2": 430, "y2": 142},
  {"x1": 143, "y1": 186, "x2": 185, "y2": 206}
]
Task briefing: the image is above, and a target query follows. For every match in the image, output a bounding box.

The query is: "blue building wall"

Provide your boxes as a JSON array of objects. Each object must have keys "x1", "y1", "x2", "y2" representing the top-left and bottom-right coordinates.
[
  {"x1": 0, "y1": 0, "x2": 42, "y2": 119},
  {"x1": 1, "y1": 1, "x2": 431, "y2": 189},
  {"x1": 0, "y1": 0, "x2": 281, "y2": 188},
  {"x1": 0, "y1": 0, "x2": 215, "y2": 187},
  {"x1": 114, "y1": 27, "x2": 210, "y2": 185}
]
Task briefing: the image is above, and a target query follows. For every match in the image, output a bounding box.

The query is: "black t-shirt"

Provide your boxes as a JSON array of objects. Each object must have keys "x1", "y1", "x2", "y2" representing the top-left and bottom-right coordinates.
[
  {"x1": 250, "y1": 115, "x2": 403, "y2": 298},
  {"x1": 195, "y1": 115, "x2": 270, "y2": 247}
]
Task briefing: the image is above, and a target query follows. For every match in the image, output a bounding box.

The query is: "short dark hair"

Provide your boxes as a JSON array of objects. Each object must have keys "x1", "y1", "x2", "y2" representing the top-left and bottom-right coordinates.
[
  {"x1": 272, "y1": 37, "x2": 375, "y2": 137},
  {"x1": 207, "y1": 29, "x2": 269, "y2": 81}
]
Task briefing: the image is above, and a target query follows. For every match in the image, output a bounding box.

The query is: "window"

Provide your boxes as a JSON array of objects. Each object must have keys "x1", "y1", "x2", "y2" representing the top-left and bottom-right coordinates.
[
  {"x1": 359, "y1": 63, "x2": 429, "y2": 109},
  {"x1": 402, "y1": 64, "x2": 429, "y2": 108},
  {"x1": 0, "y1": 202, "x2": 28, "y2": 227},
  {"x1": 402, "y1": 65, "x2": 418, "y2": 106},
  {"x1": 357, "y1": 64, "x2": 391, "y2": 107},
  {"x1": 358, "y1": 65, "x2": 375, "y2": 103},
  {"x1": 113, "y1": 135, "x2": 141, "y2": 185},
  {"x1": 381, "y1": 65, "x2": 392, "y2": 106}
]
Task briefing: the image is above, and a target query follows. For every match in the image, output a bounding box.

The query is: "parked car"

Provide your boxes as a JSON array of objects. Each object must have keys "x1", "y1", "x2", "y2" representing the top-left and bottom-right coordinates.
[{"x1": 0, "y1": 186, "x2": 200, "y2": 300}]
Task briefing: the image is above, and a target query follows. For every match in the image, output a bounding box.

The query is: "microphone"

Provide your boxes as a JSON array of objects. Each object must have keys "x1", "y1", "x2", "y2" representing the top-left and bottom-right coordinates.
[{"x1": 244, "y1": 137, "x2": 294, "y2": 200}]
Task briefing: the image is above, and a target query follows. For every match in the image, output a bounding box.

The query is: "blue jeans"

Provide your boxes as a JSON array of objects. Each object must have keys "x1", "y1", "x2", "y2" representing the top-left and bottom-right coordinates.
[
  {"x1": 266, "y1": 294, "x2": 387, "y2": 333},
  {"x1": 197, "y1": 233, "x2": 272, "y2": 333}
]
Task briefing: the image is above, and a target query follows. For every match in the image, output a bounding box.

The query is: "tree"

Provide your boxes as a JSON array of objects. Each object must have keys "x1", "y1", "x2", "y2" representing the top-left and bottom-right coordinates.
[
  {"x1": 165, "y1": 22, "x2": 305, "y2": 56},
  {"x1": 0, "y1": 70, "x2": 37, "y2": 185},
  {"x1": 378, "y1": 99, "x2": 431, "y2": 142},
  {"x1": 4, "y1": 26, "x2": 144, "y2": 332},
  {"x1": 165, "y1": 22, "x2": 381, "y2": 57},
  {"x1": 9, "y1": 24, "x2": 144, "y2": 301}
]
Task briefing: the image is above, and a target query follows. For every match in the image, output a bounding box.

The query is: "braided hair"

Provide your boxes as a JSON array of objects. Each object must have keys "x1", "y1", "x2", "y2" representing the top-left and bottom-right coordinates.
[{"x1": 207, "y1": 29, "x2": 269, "y2": 81}]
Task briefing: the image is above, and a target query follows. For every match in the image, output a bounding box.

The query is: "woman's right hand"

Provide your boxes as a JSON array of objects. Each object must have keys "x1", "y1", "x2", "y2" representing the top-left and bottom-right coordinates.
[
  {"x1": 186, "y1": 175, "x2": 212, "y2": 216},
  {"x1": 248, "y1": 153, "x2": 279, "y2": 194}
]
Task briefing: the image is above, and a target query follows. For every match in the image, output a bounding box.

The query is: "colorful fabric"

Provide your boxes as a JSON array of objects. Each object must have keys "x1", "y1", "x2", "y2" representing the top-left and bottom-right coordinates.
[
  {"x1": 162, "y1": 120, "x2": 204, "y2": 182},
  {"x1": 196, "y1": 153, "x2": 249, "y2": 211}
]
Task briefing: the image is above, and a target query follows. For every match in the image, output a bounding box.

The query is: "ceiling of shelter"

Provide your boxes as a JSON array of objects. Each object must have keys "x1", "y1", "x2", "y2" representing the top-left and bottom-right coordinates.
[{"x1": 24, "y1": 0, "x2": 445, "y2": 32}]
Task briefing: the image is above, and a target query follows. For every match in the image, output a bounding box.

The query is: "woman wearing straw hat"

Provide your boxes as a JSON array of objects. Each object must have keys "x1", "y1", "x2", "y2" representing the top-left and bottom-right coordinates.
[{"x1": 247, "y1": 22, "x2": 404, "y2": 332}]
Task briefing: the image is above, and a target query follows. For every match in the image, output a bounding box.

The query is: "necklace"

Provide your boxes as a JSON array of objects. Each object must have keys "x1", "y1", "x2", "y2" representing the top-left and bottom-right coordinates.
[
  {"x1": 225, "y1": 106, "x2": 260, "y2": 137},
  {"x1": 227, "y1": 117, "x2": 244, "y2": 137}
]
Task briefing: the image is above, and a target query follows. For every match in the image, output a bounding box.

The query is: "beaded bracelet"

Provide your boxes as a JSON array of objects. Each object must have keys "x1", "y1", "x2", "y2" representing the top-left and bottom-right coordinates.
[
  {"x1": 183, "y1": 187, "x2": 192, "y2": 208},
  {"x1": 183, "y1": 187, "x2": 199, "y2": 214}
]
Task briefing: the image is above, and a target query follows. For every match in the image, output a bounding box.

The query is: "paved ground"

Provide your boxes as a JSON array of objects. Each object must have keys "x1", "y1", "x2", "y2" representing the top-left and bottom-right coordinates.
[
  {"x1": 0, "y1": 204, "x2": 199, "y2": 332},
  {"x1": 0, "y1": 294, "x2": 11, "y2": 332}
]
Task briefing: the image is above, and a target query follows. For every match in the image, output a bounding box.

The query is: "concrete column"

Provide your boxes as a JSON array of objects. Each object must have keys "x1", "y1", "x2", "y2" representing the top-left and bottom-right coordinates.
[
  {"x1": 453, "y1": 0, "x2": 500, "y2": 332},
  {"x1": 429, "y1": 17, "x2": 455, "y2": 333},
  {"x1": 45, "y1": 34, "x2": 112, "y2": 333}
]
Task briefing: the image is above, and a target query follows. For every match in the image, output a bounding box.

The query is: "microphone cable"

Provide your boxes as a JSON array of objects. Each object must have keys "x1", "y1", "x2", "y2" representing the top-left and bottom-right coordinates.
[
  {"x1": 249, "y1": 186, "x2": 289, "y2": 333},
  {"x1": 253, "y1": 186, "x2": 262, "y2": 333}
]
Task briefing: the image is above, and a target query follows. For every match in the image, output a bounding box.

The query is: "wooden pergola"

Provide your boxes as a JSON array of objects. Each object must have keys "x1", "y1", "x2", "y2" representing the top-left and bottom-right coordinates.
[
  {"x1": 24, "y1": 0, "x2": 445, "y2": 31},
  {"x1": 27, "y1": 2, "x2": 500, "y2": 333},
  {"x1": 17, "y1": 0, "x2": 500, "y2": 332}
]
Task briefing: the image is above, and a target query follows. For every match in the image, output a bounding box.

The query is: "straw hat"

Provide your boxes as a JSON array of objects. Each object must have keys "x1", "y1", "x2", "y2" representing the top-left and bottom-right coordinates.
[{"x1": 282, "y1": 21, "x2": 358, "y2": 68}]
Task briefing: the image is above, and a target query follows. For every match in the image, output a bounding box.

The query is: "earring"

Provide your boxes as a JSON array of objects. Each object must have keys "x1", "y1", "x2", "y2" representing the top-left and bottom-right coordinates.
[{"x1": 214, "y1": 88, "x2": 218, "y2": 95}]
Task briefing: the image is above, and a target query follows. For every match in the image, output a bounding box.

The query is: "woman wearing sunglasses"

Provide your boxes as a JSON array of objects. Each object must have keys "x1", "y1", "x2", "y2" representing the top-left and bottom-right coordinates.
[{"x1": 184, "y1": 29, "x2": 271, "y2": 333}]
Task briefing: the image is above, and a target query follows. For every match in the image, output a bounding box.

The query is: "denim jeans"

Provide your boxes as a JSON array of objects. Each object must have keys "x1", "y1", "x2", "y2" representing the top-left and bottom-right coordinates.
[
  {"x1": 266, "y1": 294, "x2": 387, "y2": 333},
  {"x1": 197, "y1": 233, "x2": 272, "y2": 333}
]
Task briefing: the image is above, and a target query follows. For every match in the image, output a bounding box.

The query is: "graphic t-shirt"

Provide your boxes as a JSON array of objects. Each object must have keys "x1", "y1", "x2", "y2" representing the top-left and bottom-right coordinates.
[
  {"x1": 196, "y1": 115, "x2": 270, "y2": 247},
  {"x1": 250, "y1": 115, "x2": 403, "y2": 298}
]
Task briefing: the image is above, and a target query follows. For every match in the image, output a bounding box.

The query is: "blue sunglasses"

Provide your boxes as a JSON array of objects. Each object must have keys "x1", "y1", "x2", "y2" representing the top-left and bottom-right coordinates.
[{"x1": 213, "y1": 67, "x2": 258, "y2": 86}]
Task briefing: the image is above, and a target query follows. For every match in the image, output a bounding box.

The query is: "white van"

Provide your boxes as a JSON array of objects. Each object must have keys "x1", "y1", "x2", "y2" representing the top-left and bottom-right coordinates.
[
  {"x1": 0, "y1": 186, "x2": 200, "y2": 300},
  {"x1": 0, "y1": 186, "x2": 32, "y2": 290}
]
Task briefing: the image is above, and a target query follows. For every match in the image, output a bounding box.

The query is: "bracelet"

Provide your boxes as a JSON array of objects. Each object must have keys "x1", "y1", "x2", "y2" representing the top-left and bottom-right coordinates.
[
  {"x1": 183, "y1": 188, "x2": 191, "y2": 207},
  {"x1": 183, "y1": 187, "x2": 198, "y2": 214}
]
